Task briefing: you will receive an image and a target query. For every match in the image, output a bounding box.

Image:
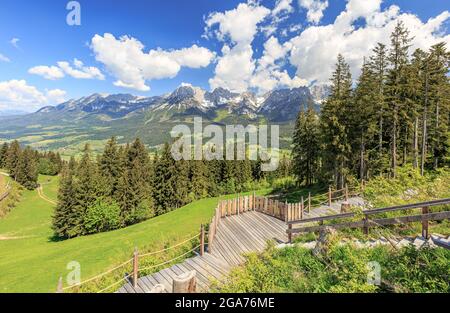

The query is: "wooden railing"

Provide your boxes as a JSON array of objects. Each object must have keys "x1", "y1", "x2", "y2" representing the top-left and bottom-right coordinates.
[
  {"x1": 0, "y1": 180, "x2": 11, "y2": 202},
  {"x1": 286, "y1": 198, "x2": 450, "y2": 242},
  {"x1": 207, "y1": 185, "x2": 362, "y2": 251}
]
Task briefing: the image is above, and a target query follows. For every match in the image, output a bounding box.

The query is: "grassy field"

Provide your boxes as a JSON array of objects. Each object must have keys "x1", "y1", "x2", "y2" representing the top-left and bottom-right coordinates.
[{"x1": 0, "y1": 175, "x2": 271, "y2": 293}]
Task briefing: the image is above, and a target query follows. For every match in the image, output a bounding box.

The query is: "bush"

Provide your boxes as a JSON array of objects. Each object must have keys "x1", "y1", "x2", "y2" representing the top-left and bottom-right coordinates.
[
  {"x1": 124, "y1": 199, "x2": 155, "y2": 225},
  {"x1": 84, "y1": 199, "x2": 121, "y2": 234},
  {"x1": 214, "y1": 239, "x2": 450, "y2": 293}
]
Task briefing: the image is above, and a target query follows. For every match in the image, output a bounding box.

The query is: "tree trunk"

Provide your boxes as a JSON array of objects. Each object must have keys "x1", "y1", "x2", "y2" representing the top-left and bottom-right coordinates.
[
  {"x1": 413, "y1": 116, "x2": 418, "y2": 168},
  {"x1": 392, "y1": 107, "x2": 397, "y2": 178},
  {"x1": 434, "y1": 101, "x2": 440, "y2": 169},
  {"x1": 360, "y1": 135, "x2": 365, "y2": 180},
  {"x1": 421, "y1": 61, "x2": 429, "y2": 176}
]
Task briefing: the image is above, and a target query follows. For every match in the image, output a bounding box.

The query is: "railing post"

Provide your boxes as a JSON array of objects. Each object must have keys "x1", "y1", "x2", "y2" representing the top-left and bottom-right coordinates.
[
  {"x1": 288, "y1": 224, "x2": 292, "y2": 243},
  {"x1": 308, "y1": 192, "x2": 311, "y2": 213},
  {"x1": 363, "y1": 216, "x2": 369, "y2": 236},
  {"x1": 253, "y1": 192, "x2": 256, "y2": 210},
  {"x1": 422, "y1": 206, "x2": 429, "y2": 239},
  {"x1": 133, "y1": 247, "x2": 139, "y2": 288},
  {"x1": 328, "y1": 186, "x2": 332, "y2": 206},
  {"x1": 345, "y1": 184, "x2": 349, "y2": 201},
  {"x1": 200, "y1": 224, "x2": 205, "y2": 256},
  {"x1": 56, "y1": 276, "x2": 63, "y2": 293},
  {"x1": 300, "y1": 196, "x2": 304, "y2": 220},
  {"x1": 283, "y1": 201, "x2": 287, "y2": 222}
]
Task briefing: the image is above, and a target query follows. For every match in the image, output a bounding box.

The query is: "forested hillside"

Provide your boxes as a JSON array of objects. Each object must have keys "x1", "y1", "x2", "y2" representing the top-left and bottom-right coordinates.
[{"x1": 292, "y1": 21, "x2": 449, "y2": 189}]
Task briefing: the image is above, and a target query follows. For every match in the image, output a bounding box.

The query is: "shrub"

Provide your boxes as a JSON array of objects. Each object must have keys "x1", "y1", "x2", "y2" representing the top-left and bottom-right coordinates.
[{"x1": 84, "y1": 198, "x2": 121, "y2": 234}]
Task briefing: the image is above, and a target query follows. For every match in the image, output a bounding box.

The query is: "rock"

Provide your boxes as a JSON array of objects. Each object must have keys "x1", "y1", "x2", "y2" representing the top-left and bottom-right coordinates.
[{"x1": 312, "y1": 226, "x2": 337, "y2": 257}]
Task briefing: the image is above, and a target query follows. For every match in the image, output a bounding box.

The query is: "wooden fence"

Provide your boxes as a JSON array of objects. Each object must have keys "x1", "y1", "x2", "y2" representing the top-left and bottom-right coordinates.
[
  {"x1": 0, "y1": 180, "x2": 11, "y2": 202},
  {"x1": 286, "y1": 198, "x2": 450, "y2": 242},
  {"x1": 207, "y1": 185, "x2": 361, "y2": 252}
]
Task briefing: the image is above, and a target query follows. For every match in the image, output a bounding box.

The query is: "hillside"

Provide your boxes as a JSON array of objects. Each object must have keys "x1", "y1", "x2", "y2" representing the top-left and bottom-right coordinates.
[
  {"x1": 0, "y1": 174, "x2": 271, "y2": 292},
  {"x1": 0, "y1": 85, "x2": 321, "y2": 156}
]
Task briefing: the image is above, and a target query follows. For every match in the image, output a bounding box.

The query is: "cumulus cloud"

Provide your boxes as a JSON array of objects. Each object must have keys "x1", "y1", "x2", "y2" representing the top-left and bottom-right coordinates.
[
  {"x1": 29, "y1": 59, "x2": 104, "y2": 80},
  {"x1": 289, "y1": 0, "x2": 450, "y2": 85},
  {"x1": 298, "y1": 0, "x2": 329, "y2": 24},
  {"x1": 206, "y1": 1, "x2": 304, "y2": 93},
  {"x1": 0, "y1": 53, "x2": 10, "y2": 62},
  {"x1": 90, "y1": 33, "x2": 215, "y2": 91},
  {"x1": 0, "y1": 80, "x2": 66, "y2": 111},
  {"x1": 28, "y1": 65, "x2": 65, "y2": 80}
]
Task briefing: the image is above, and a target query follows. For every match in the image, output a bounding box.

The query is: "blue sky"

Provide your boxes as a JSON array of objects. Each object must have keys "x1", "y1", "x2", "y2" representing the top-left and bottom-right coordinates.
[{"x1": 0, "y1": 0, "x2": 449, "y2": 112}]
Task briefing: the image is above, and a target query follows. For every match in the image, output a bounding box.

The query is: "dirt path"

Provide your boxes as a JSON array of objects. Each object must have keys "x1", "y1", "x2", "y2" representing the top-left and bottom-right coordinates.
[{"x1": 37, "y1": 186, "x2": 57, "y2": 205}]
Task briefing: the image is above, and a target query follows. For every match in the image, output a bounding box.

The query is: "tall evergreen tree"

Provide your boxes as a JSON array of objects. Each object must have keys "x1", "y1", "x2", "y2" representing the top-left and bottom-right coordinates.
[
  {"x1": 320, "y1": 54, "x2": 353, "y2": 188},
  {"x1": 385, "y1": 20, "x2": 412, "y2": 177},
  {"x1": 292, "y1": 107, "x2": 320, "y2": 185}
]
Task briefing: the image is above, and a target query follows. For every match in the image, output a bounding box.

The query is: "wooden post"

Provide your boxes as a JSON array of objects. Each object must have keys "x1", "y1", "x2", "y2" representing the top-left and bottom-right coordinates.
[
  {"x1": 253, "y1": 192, "x2": 256, "y2": 210},
  {"x1": 328, "y1": 186, "x2": 332, "y2": 206},
  {"x1": 133, "y1": 247, "x2": 139, "y2": 288},
  {"x1": 308, "y1": 192, "x2": 311, "y2": 213},
  {"x1": 173, "y1": 271, "x2": 197, "y2": 293},
  {"x1": 363, "y1": 216, "x2": 369, "y2": 235},
  {"x1": 200, "y1": 224, "x2": 205, "y2": 256},
  {"x1": 345, "y1": 184, "x2": 349, "y2": 201},
  {"x1": 284, "y1": 200, "x2": 288, "y2": 222},
  {"x1": 288, "y1": 224, "x2": 292, "y2": 243},
  {"x1": 56, "y1": 276, "x2": 63, "y2": 293},
  {"x1": 301, "y1": 196, "x2": 304, "y2": 220},
  {"x1": 422, "y1": 206, "x2": 429, "y2": 239}
]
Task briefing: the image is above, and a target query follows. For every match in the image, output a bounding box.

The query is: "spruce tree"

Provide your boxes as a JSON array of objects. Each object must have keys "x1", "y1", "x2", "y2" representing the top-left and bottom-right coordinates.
[
  {"x1": 320, "y1": 54, "x2": 353, "y2": 188},
  {"x1": 385, "y1": 20, "x2": 412, "y2": 177},
  {"x1": 0, "y1": 142, "x2": 8, "y2": 169},
  {"x1": 6, "y1": 140, "x2": 21, "y2": 179},
  {"x1": 52, "y1": 164, "x2": 77, "y2": 238}
]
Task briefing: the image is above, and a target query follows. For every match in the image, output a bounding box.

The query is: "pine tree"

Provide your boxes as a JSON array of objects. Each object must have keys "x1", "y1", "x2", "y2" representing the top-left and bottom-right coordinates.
[
  {"x1": 0, "y1": 142, "x2": 8, "y2": 168},
  {"x1": 15, "y1": 146, "x2": 38, "y2": 190},
  {"x1": 52, "y1": 164, "x2": 77, "y2": 238},
  {"x1": 320, "y1": 54, "x2": 353, "y2": 188},
  {"x1": 351, "y1": 59, "x2": 378, "y2": 180},
  {"x1": 189, "y1": 160, "x2": 208, "y2": 200},
  {"x1": 292, "y1": 107, "x2": 321, "y2": 185},
  {"x1": 385, "y1": 20, "x2": 412, "y2": 177},
  {"x1": 6, "y1": 140, "x2": 21, "y2": 179},
  {"x1": 99, "y1": 137, "x2": 122, "y2": 197},
  {"x1": 73, "y1": 144, "x2": 98, "y2": 236},
  {"x1": 428, "y1": 42, "x2": 450, "y2": 169}
]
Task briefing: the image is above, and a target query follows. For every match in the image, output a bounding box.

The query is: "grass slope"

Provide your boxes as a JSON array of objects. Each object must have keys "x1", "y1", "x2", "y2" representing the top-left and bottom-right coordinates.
[{"x1": 0, "y1": 175, "x2": 270, "y2": 292}]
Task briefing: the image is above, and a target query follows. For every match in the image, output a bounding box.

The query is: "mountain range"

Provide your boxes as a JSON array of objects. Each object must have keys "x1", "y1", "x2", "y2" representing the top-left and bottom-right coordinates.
[{"x1": 0, "y1": 84, "x2": 330, "y2": 155}]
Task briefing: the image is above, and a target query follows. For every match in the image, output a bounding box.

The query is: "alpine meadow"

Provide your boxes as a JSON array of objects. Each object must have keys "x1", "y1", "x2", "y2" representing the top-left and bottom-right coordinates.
[{"x1": 0, "y1": 0, "x2": 449, "y2": 303}]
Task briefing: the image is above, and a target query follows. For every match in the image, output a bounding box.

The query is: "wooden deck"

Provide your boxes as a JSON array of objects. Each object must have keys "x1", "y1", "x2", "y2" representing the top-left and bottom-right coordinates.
[
  {"x1": 117, "y1": 197, "x2": 365, "y2": 293},
  {"x1": 117, "y1": 210, "x2": 287, "y2": 293}
]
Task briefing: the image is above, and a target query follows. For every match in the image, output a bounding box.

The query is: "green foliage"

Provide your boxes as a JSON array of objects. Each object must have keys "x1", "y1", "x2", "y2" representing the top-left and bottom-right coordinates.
[
  {"x1": 84, "y1": 198, "x2": 121, "y2": 234},
  {"x1": 215, "y1": 240, "x2": 449, "y2": 293}
]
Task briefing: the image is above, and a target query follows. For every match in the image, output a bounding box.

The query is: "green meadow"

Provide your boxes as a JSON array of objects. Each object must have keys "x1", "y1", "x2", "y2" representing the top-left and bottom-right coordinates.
[{"x1": 0, "y1": 174, "x2": 270, "y2": 292}]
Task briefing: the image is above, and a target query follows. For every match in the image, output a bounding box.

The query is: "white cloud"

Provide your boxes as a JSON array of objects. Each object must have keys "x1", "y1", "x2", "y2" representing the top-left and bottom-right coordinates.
[
  {"x1": 205, "y1": 2, "x2": 271, "y2": 45},
  {"x1": 57, "y1": 60, "x2": 105, "y2": 80},
  {"x1": 207, "y1": 1, "x2": 303, "y2": 93},
  {"x1": 45, "y1": 88, "x2": 67, "y2": 104},
  {"x1": 10, "y1": 38, "x2": 20, "y2": 49},
  {"x1": 90, "y1": 33, "x2": 214, "y2": 91},
  {"x1": 289, "y1": 0, "x2": 450, "y2": 85},
  {"x1": 273, "y1": 0, "x2": 294, "y2": 16},
  {"x1": 0, "y1": 80, "x2": 66, "y2": 111},
  {"x1": 28, "y1": 65, "x2": 65, "y2": 80},
  {"x1": 250, "y1": 36, "x2": 307, "y2": 92},
  {"x1": 28, "y1": 59, "x2": 104, "y2": 81},
  {"x1": 298, "y1": 0, "x2": 329, "y2": 24},
  {"x1": 0, "y1": 53, "x2": 10, "y2": 62}
]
